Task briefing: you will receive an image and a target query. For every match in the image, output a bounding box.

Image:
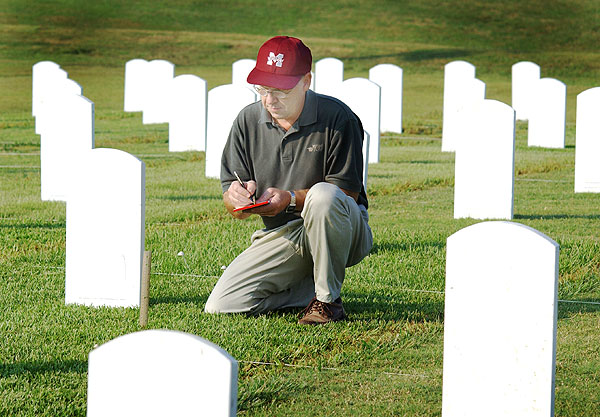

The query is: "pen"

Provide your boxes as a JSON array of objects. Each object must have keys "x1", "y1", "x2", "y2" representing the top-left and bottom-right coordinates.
[{"x1": 234, "y1": 171, "x2": 255, "y2": 204}]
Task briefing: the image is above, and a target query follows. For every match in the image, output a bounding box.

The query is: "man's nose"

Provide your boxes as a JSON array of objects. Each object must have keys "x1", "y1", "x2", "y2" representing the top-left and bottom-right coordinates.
[{"x1": 265, "y1": 91, "x2": 279, "y2": 102}]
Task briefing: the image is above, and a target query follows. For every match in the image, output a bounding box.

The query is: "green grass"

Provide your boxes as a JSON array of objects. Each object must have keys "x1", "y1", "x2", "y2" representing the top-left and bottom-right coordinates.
[{"x1": 1, "y1": 1, "x2": 600, "y2": 415}]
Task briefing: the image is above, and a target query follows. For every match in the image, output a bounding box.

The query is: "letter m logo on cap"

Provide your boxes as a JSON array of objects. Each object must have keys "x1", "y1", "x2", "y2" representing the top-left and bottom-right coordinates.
[{"x1": 267, "y1": 52, "x2": 284, "y2": 67}]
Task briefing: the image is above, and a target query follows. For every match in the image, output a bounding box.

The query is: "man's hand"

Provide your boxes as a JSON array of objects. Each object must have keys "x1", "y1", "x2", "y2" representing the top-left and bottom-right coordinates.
[
  {"x1": 225, "y1": 182, "x2": 357, "y2": 219},
  {"x1": 223, "y1": 180, "x2": 258, "y2": 219},
  {"x1": 244, "y1": 187, "x2": 291, "y2": 217}
]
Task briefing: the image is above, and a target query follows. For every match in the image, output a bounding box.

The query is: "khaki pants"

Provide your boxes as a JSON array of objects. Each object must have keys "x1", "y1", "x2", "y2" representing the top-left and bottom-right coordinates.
[
  {"x1": 204, "y1": 182, "x2": 373, "y2": 314},
  {"x1": 205, "y1": 182, "x2": 373, "y2": 314}
]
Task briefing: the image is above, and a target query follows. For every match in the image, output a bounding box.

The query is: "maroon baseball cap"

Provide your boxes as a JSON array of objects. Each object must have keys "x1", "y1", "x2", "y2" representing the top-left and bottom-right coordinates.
[{"x1": 247, "y1": 36, "x2": 312, "y2": 89}]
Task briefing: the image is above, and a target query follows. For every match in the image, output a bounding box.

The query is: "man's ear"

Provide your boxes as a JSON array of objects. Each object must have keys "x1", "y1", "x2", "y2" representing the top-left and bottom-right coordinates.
[{"x1": 302, "y1": 72, "x2": 312, "y2": 91}]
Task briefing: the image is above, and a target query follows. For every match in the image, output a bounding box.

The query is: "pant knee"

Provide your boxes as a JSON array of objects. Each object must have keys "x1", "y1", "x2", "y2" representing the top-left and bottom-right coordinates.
[
  {"x1": 203, "y1": 289, "x2": 243, "y2": 314},
  {"x1": 304, "y1": 182, "x2": 346, "y2": 214},
  {"x1": 204, "y1": 296, "x2": 222, "y2": 314},
  {"x1": 204, "y1": 286, "x2": 261, "y2": 315}
]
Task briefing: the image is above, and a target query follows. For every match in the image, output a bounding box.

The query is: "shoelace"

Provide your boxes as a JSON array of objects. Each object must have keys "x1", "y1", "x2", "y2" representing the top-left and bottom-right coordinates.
[{"x1": 301, "y1": 298, "x2": 333, "y2": 318}]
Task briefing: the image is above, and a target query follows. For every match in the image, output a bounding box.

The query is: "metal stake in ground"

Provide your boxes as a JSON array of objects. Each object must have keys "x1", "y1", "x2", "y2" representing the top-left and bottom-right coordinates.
[{"x1": 139, "y1": 250, "x2": 151, "y2": 327}]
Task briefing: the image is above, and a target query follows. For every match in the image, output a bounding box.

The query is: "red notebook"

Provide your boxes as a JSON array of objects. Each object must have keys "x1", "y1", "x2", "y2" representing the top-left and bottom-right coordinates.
[{"x1": 233, "y1": 200, "x2": 270, "y2": 212}]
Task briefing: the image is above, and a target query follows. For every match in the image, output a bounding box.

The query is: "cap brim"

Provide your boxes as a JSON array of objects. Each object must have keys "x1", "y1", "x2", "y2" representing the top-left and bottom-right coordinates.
[{"x1": 247, "y1": 68, "x2": 304, "y2": 90}]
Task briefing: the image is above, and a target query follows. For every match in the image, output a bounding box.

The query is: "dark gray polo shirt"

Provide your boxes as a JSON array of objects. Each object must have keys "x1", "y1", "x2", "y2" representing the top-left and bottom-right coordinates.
[{"x1": 221, "y1": 89, "x2": 368, "y2": 230}]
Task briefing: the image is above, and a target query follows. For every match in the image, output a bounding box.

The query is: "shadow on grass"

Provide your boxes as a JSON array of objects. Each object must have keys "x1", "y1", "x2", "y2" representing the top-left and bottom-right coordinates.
[
  {"x1": 515, "y1": 214, "x2": 600, "y2": 220},
  {"x1": 343, "y1": 48, "x2": 473, "y2": 62},
  {"x1": 373, "y1": 160, "x2": 449, "y2": 168},
  {"x1": 406, "y1": 160, "x2": 449, "y2": 165},
  {"x1": 238, "y1": 373, "x2": 306, "y2": 414},
  {"x1": 558, "y1": 299, "x2": 600, "y2": 319},
  {"x1": 0, "y1": 167, "x2": 41, "y2": 173},
  {"x1": 0, "y1": 221, "x2": 65, "y2": 229},
  {"x1": 148, "y1": 291, "x2": 444, "y2": 323},
  {"x1": 370, "y1": 240, "x2": 446, "y2": 254},
  {"x1": 150, "y1": 293, "x2": 597, "y2": 323},
  {"x1": 150, "y1": 294, "x2": 207, "y2": 306},
  {"x1": 154, "y1": 195, "x2": 221, "y2": 202},
  {"x1": 344, "y1": 293, "x2": 444, "y2": 323},
  {"x1": 348, "y1": 295, "x2": 598, "y2": 322},
  {"x1": 149, "y1": 290, "x2": 599, "y2": 324},
  {"x1": 0, "y1": 359, "x2": 87, "y2": 378}
]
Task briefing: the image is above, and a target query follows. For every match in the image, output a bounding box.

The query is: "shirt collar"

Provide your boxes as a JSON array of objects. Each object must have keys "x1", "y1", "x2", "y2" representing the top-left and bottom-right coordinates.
[{"x1": 296, "y1": 89, "x2": 318, "y2": 127}]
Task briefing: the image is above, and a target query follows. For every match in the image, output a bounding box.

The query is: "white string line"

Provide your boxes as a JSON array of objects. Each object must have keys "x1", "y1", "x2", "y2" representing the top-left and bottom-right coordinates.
[
  {"x1": 0, "y1": 153, "x2": 184, "y2": 158},
  {"x1": 394, "y1": 288, "x2": 600, "y2": 305},
  {"x1": 134, "y1": 154, "x2": 186, "y2": 158},
  {"x1": 0, "y1": 164, "x2": 577, "y2": 185},
  {"x1": 560, "y1": 299, "x2": 600, "y2": 306},
  {"x1": 0, "y1": 157, "x2": 185, "y2": 169},
  {"x1": 239, "y1": 360, "x2": 428, "y2": 378},
  {"x1": 0, "y1": 142, "x2": 34, "y2": 145},
  {"x1": 396, "y1": 288, "x2": 444, "y2": 295},
  {"x1": 17, "y1": 265, "x2": 600, "y2": 306},
  {"x1": 385, "y1": 136, "x2": 440, "y2": 141},
  {"x1": 557, "y1": 299, "x2": 600, "y2": 306},
  {"x1": 152, "y1": 272, "x2": 220, "y2": 279},
  {"x1": 32, "y1": 265, "x2": 64, "y2": 269},
  {"x1": 0, "y1": 218, "x2": 63, "y2": 222},
  {"x1": 25, "y1": 265, "x2": 220, "y2": 279}
]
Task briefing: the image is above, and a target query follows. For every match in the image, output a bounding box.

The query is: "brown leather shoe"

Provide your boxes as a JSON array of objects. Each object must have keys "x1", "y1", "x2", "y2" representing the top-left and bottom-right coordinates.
[{"x1": 298, "y1": 297, "x2": 347, "y2": 325}]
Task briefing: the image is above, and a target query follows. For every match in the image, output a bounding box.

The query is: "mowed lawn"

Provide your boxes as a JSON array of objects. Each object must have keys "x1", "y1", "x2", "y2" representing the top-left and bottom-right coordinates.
[{"x1": 1, "y1": 1, "x2": 600, "y2": 416}]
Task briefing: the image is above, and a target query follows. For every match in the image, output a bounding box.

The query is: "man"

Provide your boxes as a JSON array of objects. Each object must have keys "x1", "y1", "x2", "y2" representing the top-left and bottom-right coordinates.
[{"x1": 204, "y1": 36, "x2": 372, "y2": 324}]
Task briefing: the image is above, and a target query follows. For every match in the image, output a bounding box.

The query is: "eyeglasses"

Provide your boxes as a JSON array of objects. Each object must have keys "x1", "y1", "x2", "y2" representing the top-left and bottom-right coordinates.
[{"x1": 253, "y1": 85, "x2": 292, "y2": 99}]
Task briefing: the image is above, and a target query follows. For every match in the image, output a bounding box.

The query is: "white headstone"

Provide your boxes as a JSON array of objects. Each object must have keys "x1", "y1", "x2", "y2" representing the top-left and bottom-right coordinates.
[
  {"x1": 124, "y1": 59, "x2": 149, "y2": 112},
  {"x1": 87, "y1": 329, "x2": 238, "y2": 417},
  {"x1": 205, "y1": 84, "x2": 256, "y2": 178},
  {"x1": 369, "y1": 63, "x2": 403, "y2": 133},
  {"x1": 232, "y1": 58, "x2": 256, "y2": 91},
  {"x1": 441, "y1": 61, "x2": 480, "y2": 152},
  {"x1": 454, "y1": 99, "x2": 515, "y2": 220},
  {"x1": 314, "y1": 57, "x2": 344, "y2": 96},
  {"x1": 35, "y1": 78, "x2": 83, "y2": 135},
  {"x1": 334, "y1": 77, "x2": 381, "y2": 164},
  {"x1": 574, "y1": 87, "x2": 600, "y2": 193},
  {"x1": 168, "y1": 74, "x2": 207, "y2": 152},
  {"x1": 443, "y1": 77, "x2": 486, "y2": 152},
  {"x1": 40, "y1": 94, "x2": 94, "y2": 202},
  {"x1": 528, "y1": 78, "x2": 566, "y2": 149},
  {"x1": 512, "y1": 61, "x2": 541, "y2": 121},
  {"x1": 443, "y1": 221, "x2": 558, "y2": 417},
  {"x1": 142, "y1": 59, "x2": 175, "y2": 124},
  {"x1": 65, "y1": 148, "x2": 145, "y2": 308},
  {"x1": 32, "y1": 61, "x2": 67, "y2": 117},
  {"x1": 63, "y1": 78, "x2": 82, "y2": 95}
]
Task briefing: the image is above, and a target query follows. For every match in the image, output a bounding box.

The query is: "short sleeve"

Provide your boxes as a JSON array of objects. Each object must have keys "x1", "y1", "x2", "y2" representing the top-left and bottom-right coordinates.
[
  {"x1": 324, "y1": 117, "x2": 365, "y2": 194},
  {"x1": 220, "y1": 116, "x2": 252, "y2": 194}
]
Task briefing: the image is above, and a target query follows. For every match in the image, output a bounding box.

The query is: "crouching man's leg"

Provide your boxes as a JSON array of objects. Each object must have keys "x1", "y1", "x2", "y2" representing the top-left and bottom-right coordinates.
[
  {"x1": 204, "y1": 219, "x2": 315, "y2": 315},
  {"x1": 298, "y1": 182, "x2": 373, "y2": 325}
]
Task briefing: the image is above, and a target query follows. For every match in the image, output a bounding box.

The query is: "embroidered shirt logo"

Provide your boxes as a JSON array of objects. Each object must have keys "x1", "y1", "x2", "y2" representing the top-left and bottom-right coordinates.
[
  {"x1": 267, "y1": 52, "x2": 284, "y2": 67},
  {"x1": 307, "y1": 144, "x2": 323, "y2": 152}
]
